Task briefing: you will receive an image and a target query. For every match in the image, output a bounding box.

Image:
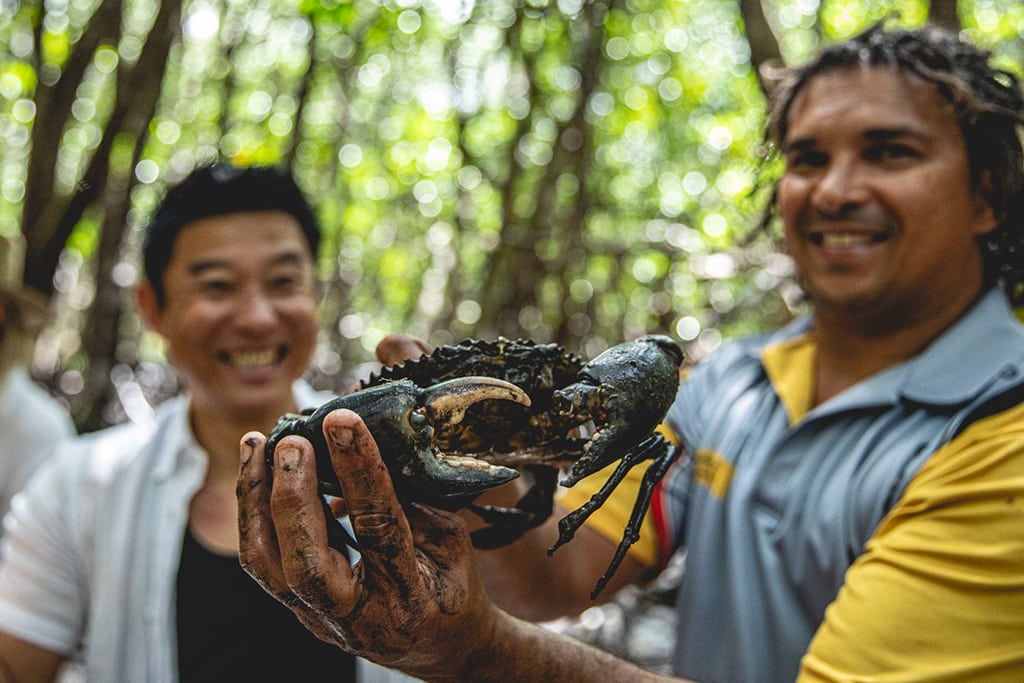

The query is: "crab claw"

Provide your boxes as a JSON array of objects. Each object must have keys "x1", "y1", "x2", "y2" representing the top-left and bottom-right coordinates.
[
  {"x1": 409, "y1": 376, "x2": 532, "y2": 500},
  {"x1": 424, "y1": 375, "x2": 532, "y2": 425},
  {"x1": 265, "y1": 376, "x2": 533, "y2": 508},
  {"x1": 558, "y1": 334, "x2": 682, "y2": 487}
]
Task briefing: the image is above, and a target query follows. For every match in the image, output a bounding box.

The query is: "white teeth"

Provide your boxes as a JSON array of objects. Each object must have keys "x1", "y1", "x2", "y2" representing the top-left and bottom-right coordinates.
[
  {"x1": 819, "y1": 233, "x2": 874, "y2": 247},
  {"x1": 230, "y1": 349, "x2": 278, "y2": 370}
]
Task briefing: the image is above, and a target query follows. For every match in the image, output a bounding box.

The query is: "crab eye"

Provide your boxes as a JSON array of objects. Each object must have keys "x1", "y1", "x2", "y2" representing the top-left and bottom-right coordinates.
[
  {"x1": 409, "y1": 410, "x2": 428, "y2": 429},
  {"x1": 553, "y1": 392, "x2": 575, "y2": 416}
]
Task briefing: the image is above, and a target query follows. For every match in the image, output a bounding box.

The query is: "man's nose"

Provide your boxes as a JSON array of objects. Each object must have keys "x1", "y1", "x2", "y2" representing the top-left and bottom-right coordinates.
[
  {"x1": 234, "y1": 291, "x2": 278, "y2": 329},
  {"x1": 810, "y1": 158, "x2": 868, "y2": 216}
]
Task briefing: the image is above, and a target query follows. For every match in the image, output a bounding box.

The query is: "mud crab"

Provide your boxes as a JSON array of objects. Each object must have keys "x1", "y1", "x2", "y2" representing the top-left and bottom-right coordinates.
[{"x1": 265, "y1": 335, "x2": 683, "y2": 597}]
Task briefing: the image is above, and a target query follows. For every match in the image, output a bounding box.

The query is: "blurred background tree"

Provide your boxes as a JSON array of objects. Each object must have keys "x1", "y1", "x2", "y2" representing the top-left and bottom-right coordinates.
[{"x1": 1, "y1": 0, "x2": 1021, "y2": 432}]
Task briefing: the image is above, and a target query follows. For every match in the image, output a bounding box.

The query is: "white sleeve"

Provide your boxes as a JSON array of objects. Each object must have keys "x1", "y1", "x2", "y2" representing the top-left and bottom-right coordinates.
[{"x1": 0, "y1": 451, "x2": 88, "y2": 655}]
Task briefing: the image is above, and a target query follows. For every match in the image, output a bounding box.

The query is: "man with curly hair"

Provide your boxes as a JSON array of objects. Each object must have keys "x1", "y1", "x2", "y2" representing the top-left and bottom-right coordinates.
[{"x1": 239, "y1": 23, "x2": 1024, "y2": 683}]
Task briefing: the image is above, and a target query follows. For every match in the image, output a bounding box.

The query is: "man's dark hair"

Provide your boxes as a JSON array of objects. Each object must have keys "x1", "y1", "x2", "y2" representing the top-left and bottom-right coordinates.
[
  {"x1": 143, "y1": 163, "x2": 321, "y2": 306},
  {"x1": 764, "y1": 22, "x2": 1024, "y2": 304}
]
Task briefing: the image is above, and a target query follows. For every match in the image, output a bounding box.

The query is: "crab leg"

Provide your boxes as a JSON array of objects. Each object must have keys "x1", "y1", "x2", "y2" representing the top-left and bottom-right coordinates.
[
  {"x1": 549, "y1": 434, "x2": 680, "y2": 598},
  {"x1": 467, "y1": 465, "x2": 559, "y2": 549}
]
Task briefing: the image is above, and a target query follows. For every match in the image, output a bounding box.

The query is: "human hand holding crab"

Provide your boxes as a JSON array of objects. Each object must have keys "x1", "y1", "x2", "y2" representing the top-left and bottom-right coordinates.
[
  {"x1": 237, "y1": 410, "x2": 497, "y2": 675},
  {"x1": 262, "y1": 335, "x2": 683, "y2": 597},
  {"x1": 237, "y1": 408, "x2": 688, "y2": 682}
]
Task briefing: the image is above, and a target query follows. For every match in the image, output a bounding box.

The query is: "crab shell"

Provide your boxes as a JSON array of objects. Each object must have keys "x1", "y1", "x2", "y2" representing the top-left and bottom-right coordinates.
[{"x1": 364, "y1": 338, "x2": 589, "y2": 467}]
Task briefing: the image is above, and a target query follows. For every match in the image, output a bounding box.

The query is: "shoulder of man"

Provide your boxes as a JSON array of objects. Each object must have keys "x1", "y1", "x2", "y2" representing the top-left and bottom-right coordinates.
[{"x1": 47, "y1": 394, "x2": 186, "y2": 482}]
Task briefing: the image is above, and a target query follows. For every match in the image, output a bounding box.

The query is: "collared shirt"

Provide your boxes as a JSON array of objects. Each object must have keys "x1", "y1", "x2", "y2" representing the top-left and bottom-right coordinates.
[
  {"x1": 0, "y1": 388, "x2": 212, "y2": 681},
  {"x1": 561, "y1": 287, "x2": 1024, "y2": 682}
]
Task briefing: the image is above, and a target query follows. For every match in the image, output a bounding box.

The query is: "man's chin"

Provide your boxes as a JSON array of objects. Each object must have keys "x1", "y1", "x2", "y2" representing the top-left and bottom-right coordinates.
[
  {"x1": 805, "y1": 284, "x2": 886, "y2": 318},
  {"x1": 214, "y1": 375, "x2": 295, "y2": 406}
]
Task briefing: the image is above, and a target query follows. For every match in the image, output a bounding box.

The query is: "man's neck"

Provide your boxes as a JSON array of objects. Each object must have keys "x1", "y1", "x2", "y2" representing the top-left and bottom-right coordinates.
[
  {"x1": 188, "y1": 398, "x2": 296, "y2": 483},
  {"x1": 185, "y1": 396, "x2": 300, "y2": 555},
  {"x1": 811, "y1": 294, "x2": 980, "y2": 406}
]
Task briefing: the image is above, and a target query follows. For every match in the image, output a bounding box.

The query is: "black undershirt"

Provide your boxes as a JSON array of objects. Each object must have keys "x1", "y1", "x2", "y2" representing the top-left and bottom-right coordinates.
[{"x1": 176, "y1": 526, "x2": 356, "y2": 682}]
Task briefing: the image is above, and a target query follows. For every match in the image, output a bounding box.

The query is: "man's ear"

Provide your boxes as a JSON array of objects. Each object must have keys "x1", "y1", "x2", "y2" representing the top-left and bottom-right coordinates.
[
  {"x1": 136, "y1": 281, "x2": 163, "y2": 333},
  {"x1": 972, "y1": 170, "x2": 999, "y2": 237}
]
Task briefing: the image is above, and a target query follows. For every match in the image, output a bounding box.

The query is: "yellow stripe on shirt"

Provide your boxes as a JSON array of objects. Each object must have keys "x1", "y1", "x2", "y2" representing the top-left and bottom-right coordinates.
[{"x1": 799, "y1": 400, "x2": 1024, "y2": 681}]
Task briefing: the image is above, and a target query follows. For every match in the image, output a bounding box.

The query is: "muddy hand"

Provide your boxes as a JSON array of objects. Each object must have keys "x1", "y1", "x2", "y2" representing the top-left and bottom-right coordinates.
[
  {"x1": 237, "y1": 409, "x2": 498, "y2": 675},
  {"x1": 237, "y1": 432, "x2": 348, "y2": 644}
]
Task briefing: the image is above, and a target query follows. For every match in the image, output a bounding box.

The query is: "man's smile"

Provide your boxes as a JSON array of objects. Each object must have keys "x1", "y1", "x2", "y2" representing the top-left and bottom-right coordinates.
[
  {"x1": 807, "y1": 231, "x2": 889, "y2": 247},
  {"x1": 219, "y1": 346, "x2": 287, "y2": 370}
]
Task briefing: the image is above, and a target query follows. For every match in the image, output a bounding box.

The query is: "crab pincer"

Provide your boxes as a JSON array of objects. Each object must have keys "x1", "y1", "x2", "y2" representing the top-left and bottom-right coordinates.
[{"x1": 264, "y1": 376, "x2": 532, "y2": 551}]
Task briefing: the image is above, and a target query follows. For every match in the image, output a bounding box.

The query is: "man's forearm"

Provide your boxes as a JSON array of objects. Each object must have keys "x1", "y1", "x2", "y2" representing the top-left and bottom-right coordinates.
[
  {"x1": 471, "y1": 502, "x2": 652, "y2": 622},
  {"x1": 0, "y1": 632, "x2": 64, "y2": 683},
  {"x1": 426, "y1": 607, "x2": 688, "y2": 683}
]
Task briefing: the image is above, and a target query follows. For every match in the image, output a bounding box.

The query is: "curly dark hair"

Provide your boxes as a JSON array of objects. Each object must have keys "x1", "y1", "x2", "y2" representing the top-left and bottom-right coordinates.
[
  {"x1": 143, "y1": 163, "x2": 321, "y2": 307},
  {"x1": 763, "y1": 22, "x2": 1024, "y2": 304}
]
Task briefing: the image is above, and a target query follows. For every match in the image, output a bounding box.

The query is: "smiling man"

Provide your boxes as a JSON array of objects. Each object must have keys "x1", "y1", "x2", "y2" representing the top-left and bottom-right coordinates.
[
  {"x1": 775, "y1": 65, "x2": 999, "y2": 403},
  {"x1": 0, "y1": 165, "x2": 381, "y2": 682},
  {"x1": 237, "y1": 23, "x2": 1024, "y2": 683}
]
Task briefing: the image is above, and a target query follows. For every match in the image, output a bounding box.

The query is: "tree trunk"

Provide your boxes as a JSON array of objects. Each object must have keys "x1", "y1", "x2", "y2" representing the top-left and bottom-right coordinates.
[
  {"x1": 477, "y1": 7, "x2": 539, "y2": 338},
  {"x1": 74, "y1": 0, "x2": 183, "y2": 431},
  {"x1": 22, "y1": 0, "x2": 124, "y2": 298},
  {"x1": 738, "y1": 0, "x2": 784, "y2": 94},
  {"x1": 551, "y1": 0, "x2": 612, "y2": 348}
]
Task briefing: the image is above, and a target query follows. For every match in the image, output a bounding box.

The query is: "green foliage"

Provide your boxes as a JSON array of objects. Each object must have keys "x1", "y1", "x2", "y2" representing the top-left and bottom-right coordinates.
[{"x1": 1, "y1": 0, "x2": 1022, "y2": 404}]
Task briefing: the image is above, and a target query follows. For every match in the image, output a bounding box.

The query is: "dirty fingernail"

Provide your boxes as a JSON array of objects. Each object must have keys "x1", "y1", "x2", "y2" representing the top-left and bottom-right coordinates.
[
  {"x1": 240, "y1": 435, "x2": 257, "y2": 466},
  {"x1": 277, "y1": 444, "x2": 301, "y2": 471},
  {"x1": 328, "y1": 425, "x2": 353, "y2": 450}
]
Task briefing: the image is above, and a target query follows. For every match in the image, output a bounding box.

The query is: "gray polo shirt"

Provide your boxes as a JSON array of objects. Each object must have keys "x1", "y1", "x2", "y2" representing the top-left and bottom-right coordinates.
[{"x1": 657, "y1": 287, "x2": 1024, "y2": 683}]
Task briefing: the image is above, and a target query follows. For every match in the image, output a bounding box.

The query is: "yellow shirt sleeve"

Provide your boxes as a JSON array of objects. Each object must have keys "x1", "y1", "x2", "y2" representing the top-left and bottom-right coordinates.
[{"x1": 799, "y1": 402, "x2": 1024, "y2": 682}]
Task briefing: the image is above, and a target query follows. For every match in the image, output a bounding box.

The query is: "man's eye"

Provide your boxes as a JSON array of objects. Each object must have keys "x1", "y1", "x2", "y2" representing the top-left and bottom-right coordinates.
[
  {"x1": 200, "y1": 280, "x2": 232, "y2": 293},
  {"x1": 269, "y1": 269, "x2": 313, "y2": 292},
  {"x1": 786, "y1": 150, "x2": 827, "y2": 169},
  {"x1": 271, "y1": 275, "x2": 299, "y2": 290},
  {"x1": 868, "y1": 143, "x2": 918, "y2": 161}
]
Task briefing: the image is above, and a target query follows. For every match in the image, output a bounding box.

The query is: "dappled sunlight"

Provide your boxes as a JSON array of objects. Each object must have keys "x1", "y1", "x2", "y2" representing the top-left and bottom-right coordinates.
[{"x1": 0, "y1": 0, "x2": 1019, "y2": 429}]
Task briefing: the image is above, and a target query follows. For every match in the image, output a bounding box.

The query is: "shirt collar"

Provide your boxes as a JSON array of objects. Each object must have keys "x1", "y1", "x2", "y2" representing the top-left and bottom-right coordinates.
[
  {"x1": 151, "y1": 394, "x2": 200, "y2": 481},
  {"x1": 762, "y1": 333, "x2": 815, "y2": 424},
  {"x1": 897, "y1": 287, "x2": 1024, "y2": 405},
  {"x1": 152, "y1": 379, "x2": 334, "y2": 481},
  {"x1": 759, "y1": 288, "x2": 1024, "y2": 421}
]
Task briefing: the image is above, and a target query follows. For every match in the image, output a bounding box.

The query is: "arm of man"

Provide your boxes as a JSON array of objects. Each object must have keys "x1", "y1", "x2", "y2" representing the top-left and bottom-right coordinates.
[
  {"x1": 0, "y1": 451, "x2": 87, "y2": 683},
  {"x1": 237, "y1": 409, "x2": 691, "y2": 682},
  {"x1": 468, "y1": 478, "x2": 656, "y2": 621},
  {"x1": 798, "y1": 404, "x2": 1024, "y2": 681},
  {"x1": 0, "y1": 633, "x2": 63, "y2": 683}
]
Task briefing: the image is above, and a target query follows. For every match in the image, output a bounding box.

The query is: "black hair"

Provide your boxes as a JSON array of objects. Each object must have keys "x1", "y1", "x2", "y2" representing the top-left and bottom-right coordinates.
[
  {"x1": 142, "y1": 163, "x2": 321, "y2": 306},
  {"x1": 763, "y1": 22, "x2": 1024, "y2": 303}
]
